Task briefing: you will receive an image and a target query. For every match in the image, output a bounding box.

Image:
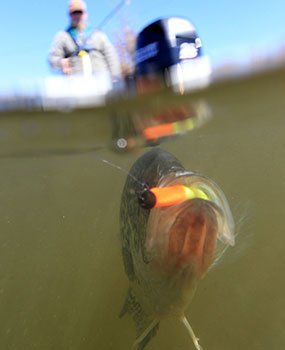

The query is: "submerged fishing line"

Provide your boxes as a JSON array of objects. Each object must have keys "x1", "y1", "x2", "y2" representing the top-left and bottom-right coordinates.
[{"x1": 92, "y1": 150, "x2": 145, "y2": 187}]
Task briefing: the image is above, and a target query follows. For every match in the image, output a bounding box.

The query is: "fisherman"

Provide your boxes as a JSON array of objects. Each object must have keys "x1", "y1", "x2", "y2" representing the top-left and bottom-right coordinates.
[{"x1": 48, "y1": 0, "x2": 121, "y2": 79}]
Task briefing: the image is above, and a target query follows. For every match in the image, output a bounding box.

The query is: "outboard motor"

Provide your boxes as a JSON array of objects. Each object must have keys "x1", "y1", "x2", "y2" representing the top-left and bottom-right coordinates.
[{"x1": 135, "y1": 17, "x2": 211, "y2": 93}]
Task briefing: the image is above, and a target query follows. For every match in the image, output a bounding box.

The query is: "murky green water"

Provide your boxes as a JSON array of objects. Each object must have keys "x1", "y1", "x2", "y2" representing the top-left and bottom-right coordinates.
[{"x1": 0, "y1": 67, "x2": 285, "y2": 349}]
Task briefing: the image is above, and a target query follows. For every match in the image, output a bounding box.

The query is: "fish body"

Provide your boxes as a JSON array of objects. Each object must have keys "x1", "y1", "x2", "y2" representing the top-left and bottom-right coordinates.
[{"x1": 120, "y1": 148, "x2": 234, "y2": 349}]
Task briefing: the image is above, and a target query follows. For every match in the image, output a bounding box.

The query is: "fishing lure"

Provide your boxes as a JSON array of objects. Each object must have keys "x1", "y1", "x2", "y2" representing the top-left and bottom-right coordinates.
[{"x1": 137, "y1": 183, "x2": 209, "y2": 209}]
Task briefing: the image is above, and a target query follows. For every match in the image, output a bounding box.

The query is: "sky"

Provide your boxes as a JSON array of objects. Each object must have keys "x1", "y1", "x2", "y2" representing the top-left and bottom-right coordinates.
[{"x1": 1, "y1": 0, "x2": 285, "y2": 85}]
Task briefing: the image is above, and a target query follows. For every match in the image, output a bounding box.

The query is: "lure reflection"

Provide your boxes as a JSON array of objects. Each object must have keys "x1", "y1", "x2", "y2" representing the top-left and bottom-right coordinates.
[
  {"x1": 112, "y1": 100, "x2": 211, "y2": 151},
  {"x1": 120, "y1": 148, "x2": 235, "y2": 349}
]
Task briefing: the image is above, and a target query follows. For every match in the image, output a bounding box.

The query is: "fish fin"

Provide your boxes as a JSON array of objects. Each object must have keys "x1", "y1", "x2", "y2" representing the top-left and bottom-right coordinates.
[
  {"x1": 134, "y1": 320, "x2": 160, "y2": 350},
  {"x1": 181, "y1": 316, "x2": 203, "y2": 350},
  {"x1": 120, "y1": 288, "x2": 160, "y2": 350}
]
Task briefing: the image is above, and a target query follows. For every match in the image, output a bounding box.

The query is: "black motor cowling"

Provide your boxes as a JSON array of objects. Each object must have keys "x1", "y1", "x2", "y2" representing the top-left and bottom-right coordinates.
[{"x1": 135, "y1": 17, "x2": 203, "y2": 76}]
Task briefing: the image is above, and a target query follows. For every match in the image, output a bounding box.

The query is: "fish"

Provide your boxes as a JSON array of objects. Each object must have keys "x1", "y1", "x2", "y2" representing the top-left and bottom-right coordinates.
[{"x1": 119, "y1": 147, "x2": 235, "y2": 349}]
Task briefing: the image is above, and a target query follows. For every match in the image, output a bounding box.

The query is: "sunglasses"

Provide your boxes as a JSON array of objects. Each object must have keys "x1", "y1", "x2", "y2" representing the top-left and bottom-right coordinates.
[{"x1": 70, "y1": 10, "x2": 84, "y2": 15}]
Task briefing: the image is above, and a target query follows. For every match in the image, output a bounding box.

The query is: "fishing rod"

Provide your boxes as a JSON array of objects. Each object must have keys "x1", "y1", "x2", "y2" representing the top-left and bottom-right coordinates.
[{"x1": 97, "y1": 0, "x2": 131, "y2": 29}]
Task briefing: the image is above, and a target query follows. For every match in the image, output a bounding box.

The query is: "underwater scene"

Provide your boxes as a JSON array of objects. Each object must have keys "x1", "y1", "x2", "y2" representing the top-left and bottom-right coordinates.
[{"x1": 0, "y1": 64, "x2": 284, "y2": 350}]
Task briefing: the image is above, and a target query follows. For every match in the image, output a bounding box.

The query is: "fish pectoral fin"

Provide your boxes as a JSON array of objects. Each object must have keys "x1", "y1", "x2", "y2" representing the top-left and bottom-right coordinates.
[
  {"x1": 134, "y1": 319, "x2": 160, "y2": 350},
  {"x1": 120, "y1": 289, "x2": 160, "y2": 350}
]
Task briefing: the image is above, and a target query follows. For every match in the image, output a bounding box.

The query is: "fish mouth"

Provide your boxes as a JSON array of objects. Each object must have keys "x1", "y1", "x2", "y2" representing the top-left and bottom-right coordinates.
[
  {"x1": 167, "y1": 198, "x2": 218, "y2": 275},
  {"x1": 145, "y1": 172, "x2": 234, "y2": 276},
  {"x1": 146, "y1": 198, "x2": 218, "y2": 277}
]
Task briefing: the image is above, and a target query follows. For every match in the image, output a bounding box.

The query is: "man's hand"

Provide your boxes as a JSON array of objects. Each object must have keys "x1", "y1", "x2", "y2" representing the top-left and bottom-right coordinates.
[{"x1": 61, "y1": 58, "x2": 72, "y2": 74}]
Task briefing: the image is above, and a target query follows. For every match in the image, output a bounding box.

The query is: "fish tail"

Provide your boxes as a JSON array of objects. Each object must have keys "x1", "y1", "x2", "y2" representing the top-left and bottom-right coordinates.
[
  {"x1": 181, "y1": 316, "x2": 203, "y2": 350},
  {"x1": 120, "y1": 288, "x2": 160, "y2": 350}
]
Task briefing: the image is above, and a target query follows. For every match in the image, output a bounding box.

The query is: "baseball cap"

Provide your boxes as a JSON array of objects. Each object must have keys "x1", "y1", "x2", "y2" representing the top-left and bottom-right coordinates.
[{"x1": 69, "y1": 0, "x2": 87, "y2": 13}]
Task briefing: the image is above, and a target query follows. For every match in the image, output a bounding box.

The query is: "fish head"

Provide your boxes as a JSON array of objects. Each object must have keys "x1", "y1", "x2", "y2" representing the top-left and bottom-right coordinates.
[{"x1": 145, "y1": 172, "x2": 235, "y2": 279}]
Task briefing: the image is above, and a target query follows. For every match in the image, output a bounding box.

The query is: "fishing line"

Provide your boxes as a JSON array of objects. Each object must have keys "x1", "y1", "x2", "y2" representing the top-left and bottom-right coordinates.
[
  {"x1": 95, "y1": 152, "x2": 144, "y2": 186},
  {"x1": 97, "y1": 0, "x2": 132, "y2": 29}
]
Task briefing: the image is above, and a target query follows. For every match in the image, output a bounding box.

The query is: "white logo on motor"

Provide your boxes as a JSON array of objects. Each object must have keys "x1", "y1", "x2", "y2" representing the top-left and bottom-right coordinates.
[
  {"x1": 179, "y1": 43, "x2": 198, "y2": 60},
  {"x1": 136, "y1": 42, "x2": 159, "y2": 64}
]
